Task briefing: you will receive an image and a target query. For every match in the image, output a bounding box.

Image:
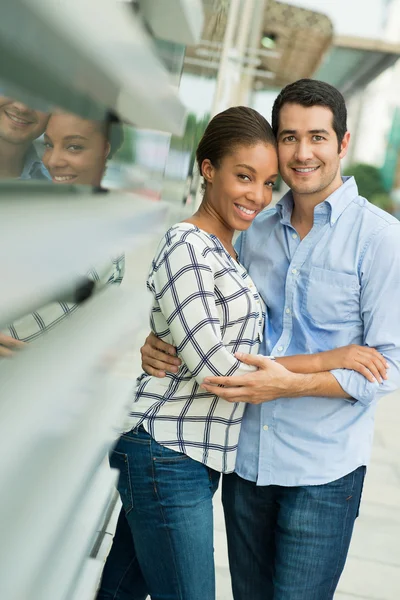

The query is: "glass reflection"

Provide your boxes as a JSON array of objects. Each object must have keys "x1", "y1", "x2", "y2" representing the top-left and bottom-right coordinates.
[
  {"x1": 43, "y1": 112, "x2": 123, "y2": 187},
  {"x1": 0, "y1": 96, "x2": 49, "y2": 180}
]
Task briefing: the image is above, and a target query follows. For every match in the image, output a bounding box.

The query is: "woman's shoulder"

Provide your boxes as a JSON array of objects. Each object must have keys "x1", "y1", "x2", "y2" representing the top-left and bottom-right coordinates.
[{"x1": 159, "y1": 222, "x2": 216, "y2": 255}]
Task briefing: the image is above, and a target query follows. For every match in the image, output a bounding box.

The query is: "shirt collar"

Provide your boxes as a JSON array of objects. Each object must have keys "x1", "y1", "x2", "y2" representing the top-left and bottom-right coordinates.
[
  {"x1": 19, "y1": 145, "x2": 50, "y2": 180},
  {"x1": 276, "y1": 176, "x2": 359, "y2": 227}
]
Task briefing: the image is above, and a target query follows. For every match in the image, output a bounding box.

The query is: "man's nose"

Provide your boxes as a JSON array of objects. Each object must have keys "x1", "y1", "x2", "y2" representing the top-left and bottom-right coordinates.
[
  {"x1": 10, "y1": 101, "x2": 35, "y2": 117},
  {"x1": 294, "y1": 140, "x2": 313, "y2": 163}
]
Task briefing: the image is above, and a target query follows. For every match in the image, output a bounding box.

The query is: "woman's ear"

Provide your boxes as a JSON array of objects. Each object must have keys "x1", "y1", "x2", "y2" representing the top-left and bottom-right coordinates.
[
  {"x1": 201, "y1": 158, "x2": 214, "y2": 183},
  {"x1": 104, "y1": 141, "x2": 111, "y2": 160}
]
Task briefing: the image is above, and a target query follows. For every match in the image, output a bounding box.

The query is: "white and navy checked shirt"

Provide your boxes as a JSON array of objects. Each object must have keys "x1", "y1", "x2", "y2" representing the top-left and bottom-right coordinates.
[
  {"x1": 4, "y1": 256, "x2": 124, "y2": 342},
  {"x1": 124, "y1": 223, "x2": 265, "y2": 473}
]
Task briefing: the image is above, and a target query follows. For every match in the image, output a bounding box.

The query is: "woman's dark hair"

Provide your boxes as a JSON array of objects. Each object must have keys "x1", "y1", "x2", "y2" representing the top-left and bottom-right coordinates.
[
  {"x1": 271, "y1": 79, "x2": 347, "y2": 152},
  {"x1": 196, "y1": 106, "x2": 276, "y2": 178}
]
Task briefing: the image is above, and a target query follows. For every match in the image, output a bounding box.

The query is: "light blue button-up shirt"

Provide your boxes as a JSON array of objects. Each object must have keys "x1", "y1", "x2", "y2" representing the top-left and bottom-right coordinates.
[
  {"x1": 235, "y1": 177, "x2": 400, "y2": 486},
  {"x1": 19, "y1": 145, "x2": 50, "y2": 181}
]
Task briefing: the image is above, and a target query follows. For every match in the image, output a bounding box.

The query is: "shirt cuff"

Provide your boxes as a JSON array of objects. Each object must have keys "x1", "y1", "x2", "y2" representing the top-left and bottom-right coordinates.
[{"x1": 330, "y1": 368, "x2": 379, "y2": 407}]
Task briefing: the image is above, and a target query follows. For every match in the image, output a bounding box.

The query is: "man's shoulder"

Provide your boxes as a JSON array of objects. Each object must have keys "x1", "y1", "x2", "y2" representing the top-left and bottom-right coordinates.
[
  {"x1": 353, "y1": 194, "x2": 398, "y2": 226},
  {"x1": 250, "y1": 206, "x2": 280, "y2": 232}
]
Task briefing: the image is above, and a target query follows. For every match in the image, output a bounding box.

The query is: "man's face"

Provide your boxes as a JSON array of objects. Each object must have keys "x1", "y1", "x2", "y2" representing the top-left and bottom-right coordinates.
[
  {"x1": 277, "y1": 103, "x2": 350, "y2": 200},
  {"x1": 0, "y1": 96, "x2": 49, "y2": 145}
]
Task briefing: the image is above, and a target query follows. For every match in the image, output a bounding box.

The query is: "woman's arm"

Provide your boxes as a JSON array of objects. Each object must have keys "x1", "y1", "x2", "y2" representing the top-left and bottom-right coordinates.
[
  {"x1": 277, "y1": 345, "x2": 388, "y2": 384},
  {"x1": 151, "y1": 238, "x2": 258, "y2": 385}
]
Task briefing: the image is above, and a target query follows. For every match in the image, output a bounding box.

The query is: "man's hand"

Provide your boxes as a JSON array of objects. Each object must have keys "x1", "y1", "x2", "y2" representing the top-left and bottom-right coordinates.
[
  {"x1": 0, "y1": 333, "x2": 25, "y2": 358},
  {"x1": 140, "y1": 332, "x2": 181, "y2": 377},
  {"x1": 201, "y1": 353, "x2": 300, "y2": 404}
]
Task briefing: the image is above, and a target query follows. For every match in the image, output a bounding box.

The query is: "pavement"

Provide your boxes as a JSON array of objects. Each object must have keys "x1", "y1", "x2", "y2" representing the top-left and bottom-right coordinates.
[{"x1": 214, "y1": 389, "x2": 400, "y2": 600}]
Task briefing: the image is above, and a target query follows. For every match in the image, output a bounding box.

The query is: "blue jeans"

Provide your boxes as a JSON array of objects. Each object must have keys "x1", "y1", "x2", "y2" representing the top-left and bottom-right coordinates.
[
  {"x1": 96, "y1": 427, "x2": 220, "y2": 600},
  {"x1": 222, "y1": 467, "x2": 366, "y2": 600}
]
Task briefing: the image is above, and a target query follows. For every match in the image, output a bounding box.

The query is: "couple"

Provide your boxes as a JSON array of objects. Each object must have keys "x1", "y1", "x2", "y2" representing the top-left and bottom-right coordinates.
[
  {"x1": 0, "y1": 95, "x2": 122, "y2": 184},
  {"x1": 98, "y1": 79, "x2": 400, "y2": 599},
  {"x1": 0, "y1": 97, "x2": 124, "y2": 350}
]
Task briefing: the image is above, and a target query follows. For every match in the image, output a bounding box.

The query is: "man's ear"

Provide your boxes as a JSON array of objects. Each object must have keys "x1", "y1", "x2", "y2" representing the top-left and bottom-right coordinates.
[
  {"x1": 339, "y1": 131, "x2": 351, "y2": 160},
  {"x1": 201, "y1": 158, "x2": 214, "y2": 183},
  {"x1": 104, "y1": 141, "x2": 111, "y2": 159}
]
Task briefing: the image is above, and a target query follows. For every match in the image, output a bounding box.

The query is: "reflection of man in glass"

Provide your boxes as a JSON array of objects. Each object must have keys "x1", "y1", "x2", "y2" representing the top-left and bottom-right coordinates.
[
  {"x1": 0, "y1": 96, "x2": 49, "y2": 179},
  {"x1": 43, "y1": 112, "x2": 123, "y2": 186}
]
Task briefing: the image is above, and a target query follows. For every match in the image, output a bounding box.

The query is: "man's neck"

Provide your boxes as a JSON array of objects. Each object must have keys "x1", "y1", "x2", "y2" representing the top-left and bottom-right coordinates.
[
  {"x1": 291, "y1": 176, "x2": 344, "y2": 239},
  {"x1": 0, "y1": 138, "x2": 30, "y2": 178}
]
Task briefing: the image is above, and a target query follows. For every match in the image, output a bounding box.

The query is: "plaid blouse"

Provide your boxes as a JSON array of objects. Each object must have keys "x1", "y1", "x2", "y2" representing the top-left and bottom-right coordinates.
[{"x1": 124, "y1": 223, "x2": 265, "y2": 473}]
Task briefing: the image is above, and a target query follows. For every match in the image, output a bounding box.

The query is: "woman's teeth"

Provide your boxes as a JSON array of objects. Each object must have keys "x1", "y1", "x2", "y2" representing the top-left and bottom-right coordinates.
[
  {"x1": 53, "y1": 175, "x2": 76, "y2": 182},
  {"x1": 237, "y1": 205, "x2": 256, "y2": 215}
]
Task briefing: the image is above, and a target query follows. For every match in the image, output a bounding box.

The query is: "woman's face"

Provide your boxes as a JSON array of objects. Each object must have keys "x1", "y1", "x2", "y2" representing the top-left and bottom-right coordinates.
[
  {"x1": 202, "y1": 142, "x2": 279, "y2": 231},
  {"x1": 42, "y1": 113, "x2": 109, "y2": 185}
]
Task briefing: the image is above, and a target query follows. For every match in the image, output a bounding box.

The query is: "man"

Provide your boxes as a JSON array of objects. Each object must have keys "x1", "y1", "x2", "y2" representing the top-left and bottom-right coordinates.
[
  {"x1": 140, "y1": 79, "x2": 400, "y2": 599},
  {"x1": 0, "y1": 95, "x2": 49, "y2": 180}
]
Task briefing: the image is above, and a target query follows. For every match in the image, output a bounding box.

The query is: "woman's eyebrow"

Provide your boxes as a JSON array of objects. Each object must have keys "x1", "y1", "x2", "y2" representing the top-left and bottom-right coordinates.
[
  {"x1": 235, "y1": 163, "x2": 257, "y2": 173},
  {"x1": 62, "y1": 134, "x2": 88, "y2": 141}
]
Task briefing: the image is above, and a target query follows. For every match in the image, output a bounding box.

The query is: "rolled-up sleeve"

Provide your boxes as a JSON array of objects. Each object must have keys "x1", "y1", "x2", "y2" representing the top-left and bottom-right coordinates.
[{"x1": 331, "y1": 223, "x2": 400, "y2": 405}]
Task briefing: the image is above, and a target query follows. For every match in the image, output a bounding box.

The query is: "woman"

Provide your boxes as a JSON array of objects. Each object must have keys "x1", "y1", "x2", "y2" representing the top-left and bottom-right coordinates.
[
  {"x1": 97, "y1": 107, "x2": 387, "y2": 600},
  {"x1": 42, "y1": 111, "x2": 123, "y2": 186}
]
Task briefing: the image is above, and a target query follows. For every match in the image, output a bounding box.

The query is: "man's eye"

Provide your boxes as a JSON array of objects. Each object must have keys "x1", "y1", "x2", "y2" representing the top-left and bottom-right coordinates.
[
  {"x1": 283, "y1": 136, "x2": 295, "y2": 143},
  {"x1": 43, "y1": 142, "x2": 52, "y2": 149},
  {"x1": 313, "y1": 135, "x2": 324, "y2": 141},
  {"x1": 67, "y1": 145, "x2": 84, "y2": 152}
]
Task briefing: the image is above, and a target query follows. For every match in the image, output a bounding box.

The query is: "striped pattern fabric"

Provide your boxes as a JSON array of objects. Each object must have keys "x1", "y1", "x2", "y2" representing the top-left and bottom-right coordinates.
[
  {"x1": 124, "y1": 223, "x2": 265, "y2": 473},
  {"x1": 4, "y1": 255, "x2": 124, "y2": 342}
]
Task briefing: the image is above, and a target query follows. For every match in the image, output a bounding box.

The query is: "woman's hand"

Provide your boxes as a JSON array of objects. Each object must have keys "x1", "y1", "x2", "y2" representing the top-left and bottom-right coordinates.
[{"x1": 318, "y1": 345, "x2": 389, "y2": 383}]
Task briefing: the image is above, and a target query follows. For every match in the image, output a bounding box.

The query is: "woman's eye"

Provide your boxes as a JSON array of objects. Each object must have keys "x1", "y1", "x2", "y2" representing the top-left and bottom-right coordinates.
[
  {"x1": 67, "y1": 145, "x2": 84, "y2": 152},
  {"x1": 266, "y1": 181, "x2": 275, "y2": 188},
  {"x1": 238, "y1": 174, "x2": 251, "y2": 181},
  {"x1": 43, "y1": 142, "x2": 52, "y2": 149}
]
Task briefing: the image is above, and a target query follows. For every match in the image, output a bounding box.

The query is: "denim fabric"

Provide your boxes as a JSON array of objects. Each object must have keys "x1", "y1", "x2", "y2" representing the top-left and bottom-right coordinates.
[
  {"x1": 97, "y1": 428, "x2": 220, "y2": 600},
  {"x1": 222, "y1": 466, "x2": 366, "y2": 600}
]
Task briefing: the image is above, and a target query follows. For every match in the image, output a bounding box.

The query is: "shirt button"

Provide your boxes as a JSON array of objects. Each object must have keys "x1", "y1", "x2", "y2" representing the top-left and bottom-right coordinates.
[
  {"x1": 292, "y1": 233, "x2": 298, "y2": 239},
  {"x1": 285, "y1": 308, "x2": 291, "y2": 314},
  {"x1": 277, "y1": 346, "x2": 284, "y2": 352},
  {"x1": 291, "y1": 268, "x2": 298, "y2": 275},
  {"x1": 263, "y1": 425, "x2": 269, "y2": 431}
]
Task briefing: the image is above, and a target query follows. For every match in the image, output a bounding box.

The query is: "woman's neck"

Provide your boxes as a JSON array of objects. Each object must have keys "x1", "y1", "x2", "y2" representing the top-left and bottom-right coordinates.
[{"x1": 183, "y1": 203, "x2": 236, "y2": 258}]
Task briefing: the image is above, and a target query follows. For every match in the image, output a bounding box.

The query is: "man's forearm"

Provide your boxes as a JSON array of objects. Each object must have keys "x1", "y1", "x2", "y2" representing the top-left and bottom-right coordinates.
[{"x1": 288, "y1": 371, "x2": 352, "y2": 399}]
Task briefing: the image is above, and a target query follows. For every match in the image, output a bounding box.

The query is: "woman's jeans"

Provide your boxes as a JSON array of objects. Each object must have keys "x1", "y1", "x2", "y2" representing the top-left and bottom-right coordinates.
[
  {"x1": 96, "y1": 427, "x2": 220, "y2": 600},
  {"x1": 222, "y1": 466, "x2": 366, "y2": 600}
]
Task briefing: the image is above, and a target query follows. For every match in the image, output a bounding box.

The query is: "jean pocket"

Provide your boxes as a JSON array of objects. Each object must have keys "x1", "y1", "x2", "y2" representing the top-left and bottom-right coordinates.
[{"x1": 110, "y1": 450, "x2": 134, "y2": 515}]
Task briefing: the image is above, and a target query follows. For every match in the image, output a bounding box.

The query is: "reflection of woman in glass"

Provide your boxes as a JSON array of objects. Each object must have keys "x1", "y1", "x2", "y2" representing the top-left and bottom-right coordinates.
[{"x1": 42, "y1": 112, "x2": 123, "y2": 186}]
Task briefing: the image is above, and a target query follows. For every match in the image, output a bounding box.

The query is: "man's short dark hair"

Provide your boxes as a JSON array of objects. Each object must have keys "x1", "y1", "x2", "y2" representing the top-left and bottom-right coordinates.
[{"x1": 271, "y1": 79, "x2": 347, "y2": 152}]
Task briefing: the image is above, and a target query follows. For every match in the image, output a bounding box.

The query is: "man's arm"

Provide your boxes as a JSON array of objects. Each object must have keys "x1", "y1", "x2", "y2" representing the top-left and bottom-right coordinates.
[
  {"x1": 200, "y1": 353, "x2": 351, "y2": 404},
  {"x1": 330, "y1": 223, "x2": 400, "y2": 406}
]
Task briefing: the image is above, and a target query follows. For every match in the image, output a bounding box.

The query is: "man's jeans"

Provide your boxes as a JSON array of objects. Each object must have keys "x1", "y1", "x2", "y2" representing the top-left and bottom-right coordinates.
[
  {"x1": 222, "y1": 467, "x2": 366, "y2": 600},
  {"x1": 96, "y1": 427, "x2": 220, "y2": 600}
]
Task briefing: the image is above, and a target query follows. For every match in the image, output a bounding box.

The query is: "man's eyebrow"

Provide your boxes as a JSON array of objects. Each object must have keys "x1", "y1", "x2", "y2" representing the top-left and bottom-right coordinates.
[
  {"x1": 309, "y1": 129, "x2": 330, "y2": 135},
  {"x1": 235, "y1": 163, "x2": 257, "y2": 173},
  {"x1": 278, "y1": 128, "x2": 330, "y2": 137}
]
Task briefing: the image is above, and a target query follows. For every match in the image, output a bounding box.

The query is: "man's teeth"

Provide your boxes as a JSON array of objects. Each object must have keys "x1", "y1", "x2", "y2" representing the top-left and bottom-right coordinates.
[
  {"x1": 294, "y1": 167, "x2": 318, "y2": 172},
  {"x1": 237, "y1": 205, "x2": 256, "y2": 215},
  {"x1": 7, "y1": 114, "x2": 31, "y2": 125},
  {"x1": 53, "y1": 175, "x2": 75, "y2": 182}
]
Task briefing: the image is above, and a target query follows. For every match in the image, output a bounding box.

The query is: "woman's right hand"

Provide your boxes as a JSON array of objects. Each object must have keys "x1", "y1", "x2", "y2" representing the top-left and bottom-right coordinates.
[
  {"x1": 319, "y1": 345, "x2": 389, "y2": 383},
  {"x1": 140, "y1": 332, "x2": 181, "y2": 378}
]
